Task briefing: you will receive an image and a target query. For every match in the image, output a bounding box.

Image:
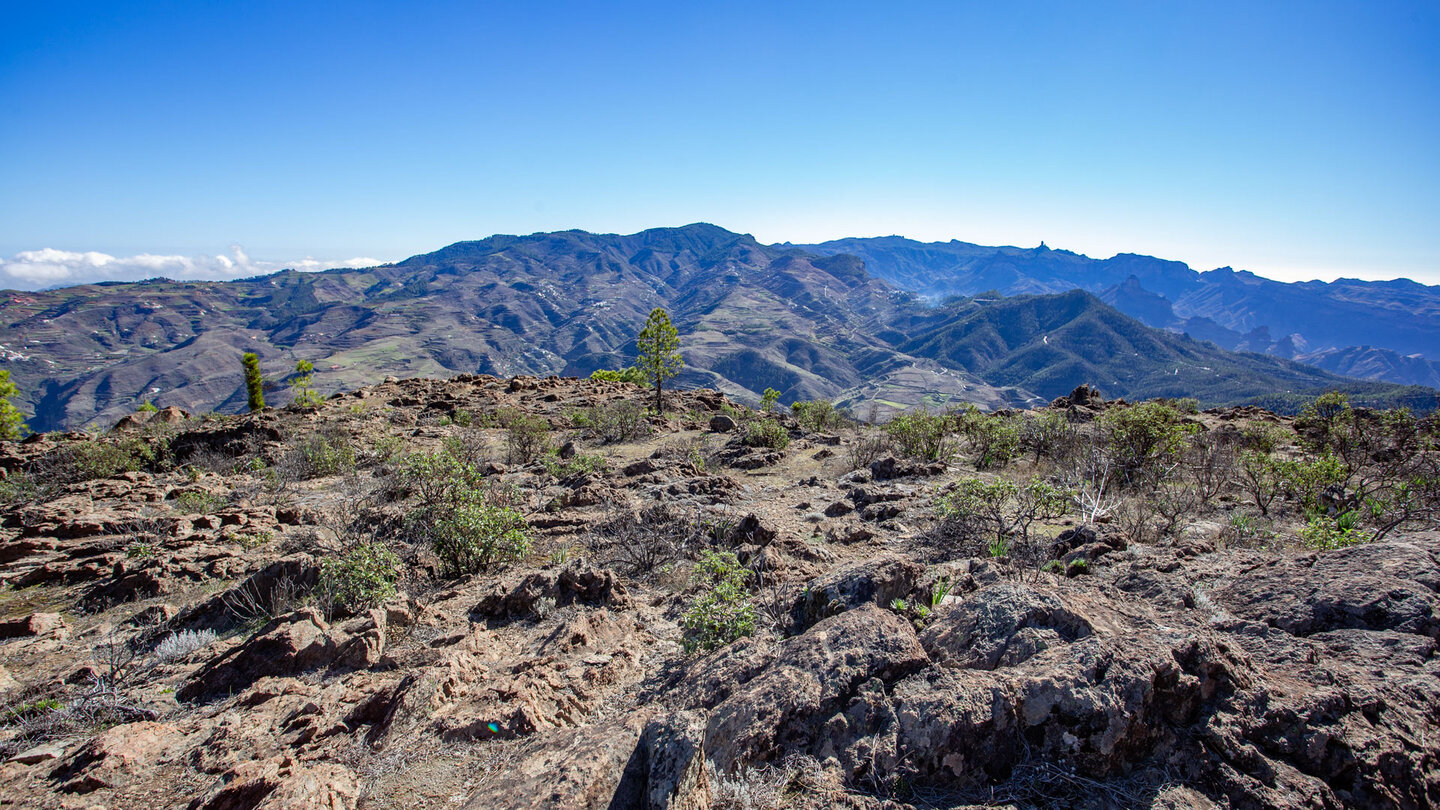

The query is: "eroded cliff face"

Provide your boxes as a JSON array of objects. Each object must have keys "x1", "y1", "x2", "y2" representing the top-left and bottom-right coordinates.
[{"x1": 1, "y1": 376, "x2": 1436, "y2": 809}]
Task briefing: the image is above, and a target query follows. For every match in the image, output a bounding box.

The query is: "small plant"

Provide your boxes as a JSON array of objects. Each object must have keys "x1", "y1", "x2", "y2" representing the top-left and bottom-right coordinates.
[
  {"x1": 681, "y1": 550, "x2": 756, "y2": 653},
  {"x1": 289, "y1": 359, "x2": 324, "y2": 409},
  {"x1": 501, "y1": 411, "x2": 552, "y2": 464},
  {"x1": 954, "y1": 407, "x2": 1021, "y2": 470},
  {"x1": 791, "y1": 399, "x2": 848, "y2": 433},
  {"x1": 296, "y1": 431, "x2": 358, "y2": 477},
  {"x1": 572, "y1": 400, "x2": 649, "y2": 443},
  {"x1": 929, "y1": 576, "x2": 953, "y2": 608},
  {"x1": 1042, "y1": 560, "x2": 1065, "y2": 574},
  {"x1": 172, "y1": 490, "x2": 227, "y2": 514},
  {"x1": 0, "y1": 472, "x2": 38, "y2": 506},
  {"x1": 882, "y1": 412, "x2": 951, "y2": 461},
  {"x1": 589, "y1": 367, "x2": 647, "y2": 384},
  {"x1": 154, "y1": 629, "x2": 217, "y2": 662},
  {"x1": 1066, "y1": 558, "x2": 1090, "y2": 576},
  {"x1": 542, "y1": 451, "x2": 606, "y2": 479},
  {"x1": 533, "y1": 595, "x2": 557, "y2": 619},
  {"x1": 431, "y1": 502, "x2": 531, "y2": 577},
  {"x1": 453, "y1": 409, "x2": 473, "y2": 427},
  {"x1": 318, "y1": 541, "x2": 400, "y2": 613},
  {"x1": 126, "y1": 542, "x2": 157, "y2": 560},
  {"x1": 136, "y1": 401, "x2": 159, "y2": 413},
  {"x1": 743, "y1": 419, "x2": 790, "y2": 450},
  {"x1": 242, "y1": 352, "x2": 265, "y2": 412},
  {"x1": 987, "y1": 536, "x2": 1011, "y2": 558},
  {"x1": 889, "y1": 597, "x2": 909, "y2": 613},
  {"x1": 231, "y1": 530, "x2": 274, "y2": 550},
  {"x1": 760, "y1": 387, "x2": 781, "y2": 413}
]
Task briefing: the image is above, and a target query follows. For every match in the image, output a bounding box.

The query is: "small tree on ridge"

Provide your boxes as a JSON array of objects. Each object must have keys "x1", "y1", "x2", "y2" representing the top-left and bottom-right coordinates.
[{"x1": 636, "y1": 307, "x2": 682, "y2": 414}]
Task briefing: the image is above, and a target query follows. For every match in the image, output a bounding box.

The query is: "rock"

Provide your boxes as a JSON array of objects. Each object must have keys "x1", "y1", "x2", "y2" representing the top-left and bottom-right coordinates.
[
  {"x1": 869, "y1": 456, "x2": 945, "y2": 480},
  {"x1": 822, "y1": 500, "x2": 853, "y2": 517},
  {"x1": 1214, "y1": 538, "x2": 1440, "y2": 637},
  {"x1": 557, "y1": 440, "x2": 577, "y2": 459},
  {"x1": 695, "y1": 605, "x2": 929, "y2": 771},
  {"x1": 624, "y1": 459, "x2": 659, "y2": 476},
  {"x1": 56, "y1": 721, "x2": 181, "y2": 793},
  {"x1": 8, "y1": 742, "x2": 64, "y2": 765},
  {"x1": 473, "y1": 562, "x2": 632, "y2": 618},
  {"x1": 794, "y1": 555, "x2": 923, "y2": 630},
  {"x1": 0, "y1": 663, "x2": 17, "y2": 692},
  {"x1": 708, "y1": 414, "x2": 737, "y2": 432},
  {"x1": 179, "y1": 606, "x2": 386, "y2": 701},
  {"x1": 920, "y1": 584, "x2": 1095, "y2": 670},
  {"x1": 724, "y1": 513, "x2": 777, "y2": 547},
  {"x1": 190, "y1": 759, "x2": 358, "y2": 810},
  {"x1": 126, "y1": 603, "x2": 179, "y2": 627},
  {"x1": 463, "y1": 713, "x2": 654, "y2": 809},
  {"x1": 0, "y1": 611, "x2": 69, "y2": 640}
]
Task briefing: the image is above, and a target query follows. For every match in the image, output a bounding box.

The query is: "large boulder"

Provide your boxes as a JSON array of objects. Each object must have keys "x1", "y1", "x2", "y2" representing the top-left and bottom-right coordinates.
[{"x1": 792, "y1": 554, "x2": 924, "y2": 631}]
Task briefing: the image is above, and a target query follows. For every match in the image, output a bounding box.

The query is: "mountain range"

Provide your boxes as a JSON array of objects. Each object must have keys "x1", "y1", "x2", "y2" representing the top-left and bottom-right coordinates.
[
  {"x1": 795, "y1": 236, "x2": 1440, "y2": 382},
  {"x1": 1, "y1": 224, "x2": 1434, "y2": 431}
]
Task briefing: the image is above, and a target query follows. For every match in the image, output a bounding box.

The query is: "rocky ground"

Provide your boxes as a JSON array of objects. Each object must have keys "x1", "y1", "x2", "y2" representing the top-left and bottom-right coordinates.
[{"x1": 0, "y1": 375, "x2": 1436, "y2": 809}]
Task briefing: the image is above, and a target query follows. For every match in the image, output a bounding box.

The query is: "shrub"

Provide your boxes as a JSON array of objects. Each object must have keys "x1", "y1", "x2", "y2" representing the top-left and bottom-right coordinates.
[
  {"x1": 1299, "y1": 514, "x2": 1365, "y2": 551},
  {"x1": 1241, "y1": 423, "x2": 1290, "y2": 454},
  {"x1": 587, "y1": 503, "x2": 728, "y2": 577},
  {"x1": 955, "y1": 408, "x2": 1020, "y2": 470},
  {"x1": 318, "y1": 542, "x2": 400, "y2": 612},
  {"x1": 172, "y1": 490, "x2": 227, "y2": 514},
  {"x1": 1098, "y1": 401, "x2": 1197, "y2": 484},
  {"x1": 590, "y1": 367, "x2": 647, "y2": 384},
  {"x1": 0, "y1": 472, "x2": 39, "y2": 506},
  {"x1": 881, "y1": 412, "x2": 950, "y2": 461},
  {"x1": 290, "y1": 359, "x2": 324, "y2": 409},
  {"x1": 154, "y1": 629, "x2": 217, "y2": 662},
  {"x1": 790, "y1": 399, "x2": 848, "y2": 433},
  {"x1": 295, "y1": 431, "x2": 357, "y2": 477},
  {"x1": 681, "y1": 550, "x2": 756, "y2": 653},
  {"x1": 431, "y1": 502, "x2": 531, "y2": 577},
  {"x1": 1018, "y1": 410, "x2": 1071, "y2": 462},
  {"x1": 136, "y1": 401, "x2": 158, "y2": 413},
  {"x1": 759, "y1": 387, "x2": 781, "y2": 413},
  {"x1": 743, "y1": 419, "x2": 790, "y2": 450},
  {"x1": 400, "y1": 449, "x2": 484, "y2": 508},
  {"x1": 61, "y1": 438, "x2": 159, "y2": 481},
  {"x1": 937, "y1": 476, "x2": 1069, "y2": 548},
  {"x1": 501, "y1": 411, "x2": 552, "y2": 464},
  {"x1": 572, "y1": 400, "x2": 648, "y2": 443},
  {"x1": 542, "y1": 451, "x2": 606, "y2": 480}
]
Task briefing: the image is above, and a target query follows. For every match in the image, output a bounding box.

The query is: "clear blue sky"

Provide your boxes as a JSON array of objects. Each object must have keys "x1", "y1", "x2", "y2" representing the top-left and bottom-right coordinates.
[{"x1": 2, "y1": 1, "x2": 1437, "y2": 285}]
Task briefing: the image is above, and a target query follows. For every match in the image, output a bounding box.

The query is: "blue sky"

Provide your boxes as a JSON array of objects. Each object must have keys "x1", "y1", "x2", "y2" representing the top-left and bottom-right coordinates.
[{"x1": 1, "y1": 1, "x2": 1436, "y2": 287}]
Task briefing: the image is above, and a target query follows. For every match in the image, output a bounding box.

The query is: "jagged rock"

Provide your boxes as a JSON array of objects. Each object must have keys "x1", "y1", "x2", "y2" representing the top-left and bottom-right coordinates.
[
  {"x1": 55, "y1": 721, "x2": 182, "y2": 793},
  {"x1": 869, "y1": 456, "x2": 946, "y2": 480},
  {"x1": 823, "y1": 499, "x2": 853, "y2": 517},
  {"x1": 473, "y1": 562, "x2": 632, "y2": 618},
  {"x1": 694, "y1": 605, "x2": 929, "y2": 771},
  {"x1": 463, "y1": 712, "x2": 653, "y2": 809},
  {"x1": 1214, "y1": 538, "x2": 1440, "y2": 637},
  {"x1": 920, "y1": 584, "x2": 1095, "y2": 670},
  {"x1": 793, "y1": 554, "x2": 924, "y2": 632},
  {"x1": 0, "y1": 611, "x2": 69, "y2": 640},
  {"x1": 725, "y1": 513, "x2": 777, "y2": 547},
  {"x1": 178, "y1": 607, "x2": 386, "y2": 701},
  {"x1": 189, "y1": 759, "x2": 358, "y2": 810}
]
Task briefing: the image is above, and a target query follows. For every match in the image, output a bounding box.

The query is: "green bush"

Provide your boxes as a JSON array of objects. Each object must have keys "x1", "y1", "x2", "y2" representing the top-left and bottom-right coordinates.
[
  {"x1": 572, "y1": 400, "x2": 649, "y2": 443},
  {"x1": 136, "y1": 401, "x2": 159, "y2": 413},
  {"x1": 62, "y1": 437, "x2": 159, "y2": 481},
  {"x1": 937, "y1": 476, "x2": 1069, "y2": 547},
  {"x1": 297, "y1": 431, "x2": 357, "y2": 477},
  {"x1": 881, "y1": 412, "x2": 951, "y2": 460},
  {"x1": 743, "y1": 418, "x2": 790, "y2": 450},
  {"x1": 955, "y1": 408, "x2": 1021, "y2": 470},
  {"x1": 0, "y1": 472, "x2": 38, "y2": 506},
  {"x1": 1299, "y1": 514, "x2": 1364, "y2": 551},
  {"x1": 431, "y1": 502, "x2": 531, "y2": 577},
  {"x1": 681, "y1": 550, "x2": 756, "y2": 653},
  {"x1": 790, "y1": 399, "x2": 848, "y2": 433},
  {"x1": 400, "y1": 449, "x2": 485, "y2": 507},
  {"x1": 290, "y1": 359, "x2": 324, "y2": 409},
  {"x1": 1018, "y1": 410, "x2": 1071, "y2": 462},
  {"x1": 760, "y1": 387, "x2": 781, "y2": 413},
  {"x1": 172, "y1": 490, "x2": 227, "y2": 514},
  {"x1": 542, "y1": 451, "x2": 607, "y2": 479},
  {"x1": 590, "y1": 367, "x2": 647, "y2": 384},
  {"x1": 1098, "y1": 401, "x2": 1197, "y2": 483},
  {"x1": 318, "y1": 542, "x2": 400, "y2": 613}
]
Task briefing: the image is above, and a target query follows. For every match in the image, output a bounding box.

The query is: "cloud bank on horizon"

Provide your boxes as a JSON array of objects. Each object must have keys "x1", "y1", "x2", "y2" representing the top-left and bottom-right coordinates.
[{"x1": 0, "y1": 247, "x2": 386, "y2": 290}]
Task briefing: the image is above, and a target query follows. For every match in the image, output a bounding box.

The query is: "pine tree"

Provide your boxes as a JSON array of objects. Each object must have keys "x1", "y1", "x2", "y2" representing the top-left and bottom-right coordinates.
[
  {"x1": 291, "y1": 359, "x2": 322, "y2": 409},
  {"x1": 0, "y1": 370, "x2": 29, "y2": 440},
  {"x1": 636, "y1": 308, "x2": 682, "y2": 413},
  {"x1": 242, "y1": 353, "x2": 265, "y2": 412}
]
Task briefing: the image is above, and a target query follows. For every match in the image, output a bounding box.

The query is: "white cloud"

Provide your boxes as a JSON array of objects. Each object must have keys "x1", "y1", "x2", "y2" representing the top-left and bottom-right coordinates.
[{"x1": 0, "y1": 246, "x2": 385, "y2": 290}]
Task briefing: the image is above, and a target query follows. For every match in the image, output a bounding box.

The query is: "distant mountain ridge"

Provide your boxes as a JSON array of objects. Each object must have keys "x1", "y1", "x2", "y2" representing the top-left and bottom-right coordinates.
[
  {"x1": 794, "y1": 236, "x2": 1440, "y2": 383},
  {"x1": 0, "y1": 224, "x2": 1431, "y2": 430}
]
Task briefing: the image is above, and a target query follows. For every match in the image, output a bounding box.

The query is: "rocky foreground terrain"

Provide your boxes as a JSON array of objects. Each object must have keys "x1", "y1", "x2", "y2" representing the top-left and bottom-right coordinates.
[{"x1": 0, "y1": 375, "x2": 1436, "y2": 809}]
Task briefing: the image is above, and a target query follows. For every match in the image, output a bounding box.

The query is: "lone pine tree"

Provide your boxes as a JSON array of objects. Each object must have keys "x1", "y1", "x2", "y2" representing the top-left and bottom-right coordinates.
[{"x1": 636, "y1": 307, "x2": 682, "y2": 413}]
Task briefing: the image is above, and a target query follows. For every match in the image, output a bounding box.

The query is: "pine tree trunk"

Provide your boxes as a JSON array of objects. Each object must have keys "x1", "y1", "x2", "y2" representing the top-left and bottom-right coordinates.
[{"x1": 655, "y1": 378, "x2": 664, "y2": 414}]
